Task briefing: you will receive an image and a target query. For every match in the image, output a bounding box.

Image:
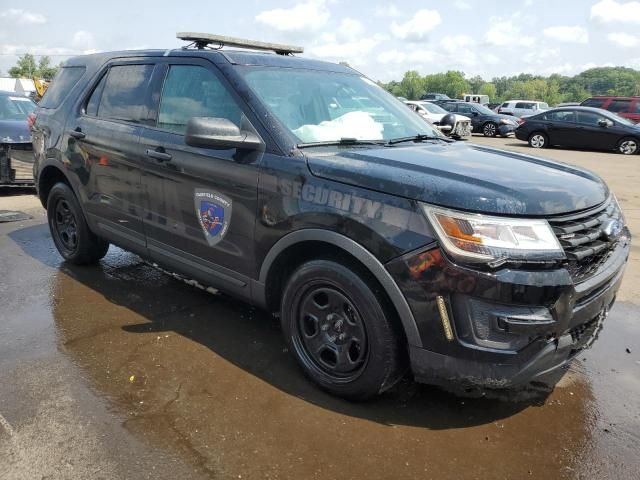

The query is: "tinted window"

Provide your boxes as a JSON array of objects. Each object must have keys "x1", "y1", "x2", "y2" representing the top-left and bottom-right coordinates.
[
  {"x1": 157, "y1": 65, "x2": 242, "y2": 133},
  {"x1": 457, "y1": 104, "x2": 473, "y2": 114},
  {"x1": 97, "y1": 64, "x2": 153, "y2": 122},
  {"x1": 635, "y1": 102, "x2": 640, "y2": 113},
  {"x1": 515, "y1": 102, "x2": 530, "y2": 109},
  {"x1": 576, "y1": 111, "x2": 606, "y2": 126},
  {"x1": 607, "y1": 99, "x2": 631, "y2": 113},
  {"x1": 85, "y1": 73, "x2": 107, "y2": 117},
  {"x1": 39, "y1": 66, "x2": 85, "y2": 109},
  {"x1": 440, "y1": 103, "x2": 456, "y2": 112},
  {"x1": 546, "y1": 110, "x2": 575, "y2": 122},
  {"x1": 0, "y1": 95, "x2": 36, "y2": 120},
  {"x1": 582, "y1": 98, "x2": 606, "y2": 108}
]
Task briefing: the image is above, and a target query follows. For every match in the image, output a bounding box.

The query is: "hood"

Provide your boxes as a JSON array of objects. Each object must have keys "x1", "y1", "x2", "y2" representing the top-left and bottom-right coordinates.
[
  {"x1": 454, "y1": 114, "x2": 471, "y2": 122},
  {"x1": 305, "y1": 142, "x2": 608, "y2": 216},
  {"x1": 0, "y1": 119, "x2": 31, "y2": 144}
]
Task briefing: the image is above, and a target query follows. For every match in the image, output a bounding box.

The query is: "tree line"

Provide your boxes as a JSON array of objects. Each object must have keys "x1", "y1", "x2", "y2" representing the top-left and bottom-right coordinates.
[
  {"x1": 5, "y1": 54, "x2": 59, "y2": 79},
  {"x1": 380, "y1": 67, "x2": 640, "y2": 105}
]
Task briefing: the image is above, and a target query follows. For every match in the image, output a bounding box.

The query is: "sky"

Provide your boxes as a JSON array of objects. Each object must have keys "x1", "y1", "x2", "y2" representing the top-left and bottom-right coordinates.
[{"x1": 1, "y1": 0, "x2": 639, "y2": 82}]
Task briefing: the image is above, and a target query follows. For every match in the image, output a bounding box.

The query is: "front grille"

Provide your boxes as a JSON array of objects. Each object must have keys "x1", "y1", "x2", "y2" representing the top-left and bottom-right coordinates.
[{"x1": 548, "y1": 197, "x2": 622, "y2": 282}]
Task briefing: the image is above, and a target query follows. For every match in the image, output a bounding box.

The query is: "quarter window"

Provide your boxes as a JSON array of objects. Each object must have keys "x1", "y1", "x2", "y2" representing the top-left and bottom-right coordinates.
[
  {"x1": 96, "y1": 64, "x2": 154, "y2": 122},
  {"x1": 607, "y1": 99, "x2": 631, "y2": 113},
  {"x1": 39, "y1": 66, "x2": 85, "y2": 109},
  {"x1": 157, "y1": 65, "x2": 243, "y2": 133},
  {"x1": 547, "y1": 111, "x2": 575, "y2": 122}
]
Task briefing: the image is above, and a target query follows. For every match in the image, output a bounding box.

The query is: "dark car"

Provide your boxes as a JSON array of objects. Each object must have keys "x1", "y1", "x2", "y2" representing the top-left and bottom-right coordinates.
[
  {"x1": 31, "y1": 33, "x2": 630, "y2": 400},
  {"x1": 0, "y1": 91, "x2": 37, "y2": 185},
  {"x1": 580, "y1": 96, "x2": 640, "y2": 124},
  {"x1": 421, "y1": 92, "x2": 450, "y2": 101},
  {"x1": 435, "y1": 100, "x2": 519, "y2": 137},
  {"x1": 515, "y1": 106, "x2": 640, "y2": 155}
]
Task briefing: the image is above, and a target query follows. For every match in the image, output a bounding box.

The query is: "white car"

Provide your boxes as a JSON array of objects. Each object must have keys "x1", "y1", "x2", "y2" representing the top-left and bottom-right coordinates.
[
  {"x1": 497, "y1": 100, "x2": 549, "y2": 118},
  {"x1": 404, "y1": 101, "x2": 472, "y2": 139}
]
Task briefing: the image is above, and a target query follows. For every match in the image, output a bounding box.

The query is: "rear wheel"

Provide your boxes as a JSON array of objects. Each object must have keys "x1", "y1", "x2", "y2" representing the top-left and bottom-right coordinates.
[
  {"x1": 483, "y1": 122, "x2": 498, "y2": 137},
  {"x1": 47, "y1": 182, "x2": 110, "y2": 264},
  {"x1": 617, "y1": 137, "x2": 638, "y2": 155},
  {"x1": 528, "y1": 132, "x2": 548, "y2": 149},
  {"x1": 280, "y1": 259, "x2": 405, "y2": 400}
]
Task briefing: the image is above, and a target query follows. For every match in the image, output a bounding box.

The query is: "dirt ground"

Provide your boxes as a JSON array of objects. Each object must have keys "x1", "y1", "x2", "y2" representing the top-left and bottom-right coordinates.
[{"x1": 0, "y1": 137, "x2": 638, "y2": 479}]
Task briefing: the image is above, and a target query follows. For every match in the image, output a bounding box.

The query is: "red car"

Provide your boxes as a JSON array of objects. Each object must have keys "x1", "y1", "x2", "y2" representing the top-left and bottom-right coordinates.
[{"x1": 580, "y1": 96, "x2": 640, "y2": 123}]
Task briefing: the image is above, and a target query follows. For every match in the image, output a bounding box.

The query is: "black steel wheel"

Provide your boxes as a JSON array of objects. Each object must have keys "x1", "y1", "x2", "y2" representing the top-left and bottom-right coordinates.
[
  {"x1": 281, "y1": 259, "x2": 406, "y2": 400},
  {"x1": 47, "y1": 182, "x2": 110, "y2": 264}
]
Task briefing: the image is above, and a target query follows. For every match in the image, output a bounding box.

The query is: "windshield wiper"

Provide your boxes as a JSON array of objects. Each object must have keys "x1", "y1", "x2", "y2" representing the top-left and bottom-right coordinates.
[
  {"x1": 296, "y1": 137, "x2": 387, "y2": 149},
  {"x1": 386, "y1": 134, "x2": 450, "y2": 145}
]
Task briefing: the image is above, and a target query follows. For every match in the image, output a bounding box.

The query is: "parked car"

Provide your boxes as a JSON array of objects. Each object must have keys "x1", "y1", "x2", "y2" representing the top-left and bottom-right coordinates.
[
  {"x1": 515, "y1": 106, "x2": 640, "y2": 154},
  {"x1": 580, "y1": 96, "x2": 640, "y2": 124},
  {"x1": 555, "y1": 102, "x2": 580, "y2": 107},
  {"x1": 436, "y1": 100, "x2": 520, "y2": 136},
  {"x1": 0, "y1": 90, "x2": 37, "y2": 185},
  {"x1": 32, "y1": 33, "x2": 630, "y2": 399},
  {"x1": 404, "y1": 100, "x2": 472, "y2": 139},
  {"x1": 498, "y1": 100, "x2": 549, "y2": 118},
  {"x1": 463, "y1": 94, "x2": 489, "y2": 105},
  {"x1": 421, "y1": 92, "x2": 450, "y2": 101}
]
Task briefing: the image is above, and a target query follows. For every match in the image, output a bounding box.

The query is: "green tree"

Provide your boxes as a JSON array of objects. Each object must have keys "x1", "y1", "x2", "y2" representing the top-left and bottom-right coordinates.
[
  {"x1": 479, "y1": 83, "x2": 497, "y2": 101},
  {"x1": 8, "y1": 54, "x2": 58, "y2": 79}
]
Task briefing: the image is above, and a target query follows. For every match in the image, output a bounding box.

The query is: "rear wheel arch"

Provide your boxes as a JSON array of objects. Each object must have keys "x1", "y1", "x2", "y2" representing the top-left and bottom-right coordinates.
[
  {"x1": 38, "y1": 163, "x2": 73, "y2": 208},
  {"x1": 257, "y1": 229, "x2": 422, "y2": 348}
]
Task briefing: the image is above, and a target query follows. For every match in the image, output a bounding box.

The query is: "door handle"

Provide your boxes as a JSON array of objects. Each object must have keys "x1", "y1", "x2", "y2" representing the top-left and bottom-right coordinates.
[
  {"x1": 145, "y1": 148, "x2": 172, "y2": 162},
  {"x1": 68, "y1": 129, "x2": 85, "y2": 140}
]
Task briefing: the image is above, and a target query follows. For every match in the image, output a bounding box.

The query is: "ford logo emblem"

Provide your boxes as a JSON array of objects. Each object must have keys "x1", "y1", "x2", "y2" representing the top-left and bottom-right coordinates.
[{"x1": 601, "y1": 218, "x2": 622, "y2": 241}]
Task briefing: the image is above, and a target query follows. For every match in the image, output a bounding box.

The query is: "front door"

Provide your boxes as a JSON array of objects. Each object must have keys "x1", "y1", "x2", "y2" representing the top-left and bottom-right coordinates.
[
  {"x1": 138, "y1": 60, "x2": 263, "y2": 299},
  {"x1": 574, "y1": 111, "x2": 621, "y2": 151}
]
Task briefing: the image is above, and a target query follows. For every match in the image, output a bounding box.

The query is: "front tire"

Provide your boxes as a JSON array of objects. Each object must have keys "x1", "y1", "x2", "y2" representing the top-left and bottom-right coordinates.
[
  {"x1": 280, "y1": 259, "x2": 406, "y2": 400},
  {"x1": 528, "y1": 132, "x2": 548, "y2": 149},
  {"x1": 47, "y1": 182, "x2": 110, "y2": 264},
  {"x1": 617, "y1": 137, "x2": 638, "y2": 155},
  {"x1": 483, "y1": 122, "x2": 498, "y2": 137}
]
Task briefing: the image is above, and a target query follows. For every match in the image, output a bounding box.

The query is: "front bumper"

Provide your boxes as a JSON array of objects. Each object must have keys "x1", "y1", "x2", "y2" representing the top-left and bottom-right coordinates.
[
  {"x1": 386, "y1": 229, "x2": 630, "y2": 389},
  {"x1": 498, "y1": 124, "x2": 517, "y2": 136}
]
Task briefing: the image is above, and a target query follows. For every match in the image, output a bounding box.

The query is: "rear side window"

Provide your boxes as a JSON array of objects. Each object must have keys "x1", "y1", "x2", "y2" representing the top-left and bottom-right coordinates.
[
  {"x1": 582, "y1": 98, "x2": 606, "y2": 108},
  {"x1": 607, "y1": 99, "x2": 631, "y2": 113},
  {"x1": 39, "y1": 66, "x2": 85, "y2": 109},
  {"x1": 635, "y1": 102, "x2": 640, "y2": 113},
  {"x1": 96, "y1": 64, "x2": 154, "y2": 123},
  {"x1": 157, "y1": 65, "x2": 243, "y2": 133},
  {"x1": 546, "y1": 110, "x2": 575, "y2": 122}
]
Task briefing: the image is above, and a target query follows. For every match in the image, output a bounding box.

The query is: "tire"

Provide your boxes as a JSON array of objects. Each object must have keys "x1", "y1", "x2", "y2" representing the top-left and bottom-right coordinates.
[
  {"x1": 47, "y1": 182, "x2": 110, "y2": 264},
  {"x1": 280, "y1": 259, "x2": 406, "y2": 400},
  {"x1": 617, "y1": 137, "x2": 638, "y2": 155},
  {"x1": 528, "y1": 132, "x2": 548, "y2": 149},
  {"x1": 483, "y1": 122, "x2": 498, "y2": 137}
]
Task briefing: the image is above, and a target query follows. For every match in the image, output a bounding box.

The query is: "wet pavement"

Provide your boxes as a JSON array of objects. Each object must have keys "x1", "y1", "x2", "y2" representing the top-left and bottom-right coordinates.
[{"x1": 1, "y1": 141, "x2": 639, "y2": 480}]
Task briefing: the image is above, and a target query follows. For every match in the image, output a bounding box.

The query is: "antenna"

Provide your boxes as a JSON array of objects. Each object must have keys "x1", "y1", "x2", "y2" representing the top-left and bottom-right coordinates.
[{"x1": 176, "y1": 32, "x2": 304, "y2": 55}]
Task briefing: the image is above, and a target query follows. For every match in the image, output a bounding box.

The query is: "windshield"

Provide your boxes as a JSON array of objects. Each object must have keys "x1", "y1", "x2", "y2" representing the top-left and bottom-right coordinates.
[
  {"x1": 0, "y1": 95, "x2": 36, "y2": 120},
  {"x1": 420, "y1": 102, "x2": 447, "y2": 114},
  {"x1": 239, "y1": 67, "x2": 439, "y2": 143},
  {"x1": 473, "y1": 104, "x2": 496, "y2": 115}
]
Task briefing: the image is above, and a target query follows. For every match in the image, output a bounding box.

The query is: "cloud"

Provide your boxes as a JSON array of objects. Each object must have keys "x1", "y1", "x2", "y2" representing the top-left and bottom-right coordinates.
[
  {"x1": 591, "y1": 0, "x2": 640, "y2": 24},
  {"x1": 337, "y1": 18, "x2": 365, "y2": 41},
  {"x1": 72, "y1": 31, "x2": 96, "y2": 52},
  {"x1": 607, "y1": 32, "x2": 640, "y2": 47},
  {"x1": 0, "y1": 8, "x2": 47, "y2": 25},
  {"x1": 453, "y1": 1, "x2": 471, "y2": 10},
  {"x1": 255, "y1": 0, "x2": 330, "y2": 32},
  {"x1": 543, "y1": 26, "x2": 588, "y2": 44},
  {"x1": 439, "y1": 34, "x2": 474, "y2": 53},
  {"x1": 485, "y1": 14, "x2": 535, "y2": 47},
  {"x1": 390, "y1": 9, "x2": 442, "y2": 42},
  {"x1": 374, "y1": 4, "x2": 401, "y2": 18},
  {"x1": 310, "y1": 35, "x2": 385, "y2": 60},
  {"x1": 376, "y1": 49, "x2": 437, "y2": 65}
]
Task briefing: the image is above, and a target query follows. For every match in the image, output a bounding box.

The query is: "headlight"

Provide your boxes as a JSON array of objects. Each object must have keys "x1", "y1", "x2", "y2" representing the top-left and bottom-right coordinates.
[
  {"x1": 421, "y1": 204, "x2": 565, "y2": 265},
  {"x1": 500, "y1": 118, "x2": 515, "y2": 125}
]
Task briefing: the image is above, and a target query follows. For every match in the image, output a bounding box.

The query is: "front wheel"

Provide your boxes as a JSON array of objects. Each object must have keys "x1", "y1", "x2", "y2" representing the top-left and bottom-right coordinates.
[
  {"x1": 483, "y1": 122, "x2": 498, "y2": 137},
  {"x1": 280, "y1": 259, "x2": 406, "y2": 400},
  {"x1": 528, "y1": 132, "x2": 548, "y2": 149},
  {"x1": 617, "y1": 137, "x2": 638, "y2": 155}
]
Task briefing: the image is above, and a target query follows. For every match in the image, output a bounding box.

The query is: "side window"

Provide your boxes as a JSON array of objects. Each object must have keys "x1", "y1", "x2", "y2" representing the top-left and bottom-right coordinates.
[
  {"x1": 582, "y1": 98, "x2": 605, "y2": 108},
  {"x1": 85, "y1": 73, "x2": 107, "y2": 117},
  {"x1": 157, "y1": 65, "x2": 243, "y2": 133},
  {"x1": 97, "y1": 64, "x2": 154, "y2": 123},
  {"x1": 607, "y1": 99, "x2": 631, "y2": 113},
  {"x1": 635, "y1": 102, "x2": 640, "y2": 114},
  {"x1": 39, "y1": 66, "x2": 85, "y2": 109},
  {"x1": 548, "y1": 111, "x2": 575, "y2": 122},
  {"x1": 441, "y1": 103, "x2": 456, "y2": 112},
  {"x1": 576, "y1": 111, "x2": 605, "y2": 126},
  {"x1": 457, "y1": 104, "x2": 473, "y2": 114},
  {"x1": 515, "y1": 102, "x2": 527, "y2": 109},
  {"x1": 501, "y1": 102, "x2": 510, "y2": 108}
]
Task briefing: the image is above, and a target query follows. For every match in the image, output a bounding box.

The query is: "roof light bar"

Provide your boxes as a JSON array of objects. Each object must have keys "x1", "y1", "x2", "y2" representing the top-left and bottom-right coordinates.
[{"x1": 176, "y1": 32, "x2": 304, "y2": 55}]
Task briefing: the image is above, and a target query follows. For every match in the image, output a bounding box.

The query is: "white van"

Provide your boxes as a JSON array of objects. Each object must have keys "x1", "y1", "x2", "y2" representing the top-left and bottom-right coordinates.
[{"x1": 463, "y1": 94, "x2": 489, "y2": 105}]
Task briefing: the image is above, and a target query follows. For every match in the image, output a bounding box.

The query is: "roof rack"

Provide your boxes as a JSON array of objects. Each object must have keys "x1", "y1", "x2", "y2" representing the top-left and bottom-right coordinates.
[{"x1": 176, "y1": 32, "x2": 304, "y2": 55}]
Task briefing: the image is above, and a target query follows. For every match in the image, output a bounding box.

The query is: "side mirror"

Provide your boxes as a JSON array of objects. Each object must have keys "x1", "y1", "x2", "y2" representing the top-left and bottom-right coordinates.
[
  {"x1": 185, "y1": 117, "x2": 263, "y2": 150},
  {"x1": 598, "y1": 119, "x2": 613, "y2": 128},
  {"x1": 472, "y1": 111, "x2": 479, "y2": 116}
]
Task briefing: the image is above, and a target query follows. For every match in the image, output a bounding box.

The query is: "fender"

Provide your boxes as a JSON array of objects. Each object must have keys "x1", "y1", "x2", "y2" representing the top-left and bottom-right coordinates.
[
  {"x1": 253, "y1": 229, "x2": 423, "y2": 348},
  {"x1": 37, "y1": 159, "x2": 82, "y2": 209}
]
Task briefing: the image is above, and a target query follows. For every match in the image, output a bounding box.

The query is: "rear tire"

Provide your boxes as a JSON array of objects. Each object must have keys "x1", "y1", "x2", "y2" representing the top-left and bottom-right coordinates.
[
  {"x1": 280, "y1": 259, "x2": 406, "y2": 400},
  {"x1": 483, "y1": 122, "x2": 498, "y2": 137},
  {"x1": 617, "y1": 137, "x2": 638, "y2": 155},
  {"x1": 528, "y1": 132, "x2": 548, "y2": 149},
  {"x1": 47, "y1": 182, "x2": 110, "y2": 264}
]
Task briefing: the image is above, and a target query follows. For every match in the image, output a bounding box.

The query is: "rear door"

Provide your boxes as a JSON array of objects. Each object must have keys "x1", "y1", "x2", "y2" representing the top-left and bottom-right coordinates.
[
  {"x1": 65, "y1": 60, "x2": 156, "y2": 252},
  {"x1": 138, "y1": 58, "x2": 263, "y2": 298},
  {"x1": 544, "y1": 110, "x2": 576, "y2": 146}
]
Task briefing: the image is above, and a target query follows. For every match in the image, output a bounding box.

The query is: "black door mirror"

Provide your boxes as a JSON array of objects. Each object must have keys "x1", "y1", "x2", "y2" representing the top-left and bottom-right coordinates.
[
  {"x1": 471, "y1": 111, "x2": 479, "y2": 116},
  {"x1": 185, "y1": 117, "x2": 263, "y2": 150},
  {"x1": 598, "y1": 119, "x2": 613, "y2": 128}
]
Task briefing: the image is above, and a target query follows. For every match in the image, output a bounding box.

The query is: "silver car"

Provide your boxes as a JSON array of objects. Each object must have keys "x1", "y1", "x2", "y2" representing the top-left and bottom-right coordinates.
[{"x1": 498, "y1": 100, "x2": 549, "y2": 118}]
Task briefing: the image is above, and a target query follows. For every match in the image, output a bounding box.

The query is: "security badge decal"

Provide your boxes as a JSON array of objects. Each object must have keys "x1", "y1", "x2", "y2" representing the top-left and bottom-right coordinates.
[{"x1": 194, "y1": 189, "x2": 232, "y2": 246}]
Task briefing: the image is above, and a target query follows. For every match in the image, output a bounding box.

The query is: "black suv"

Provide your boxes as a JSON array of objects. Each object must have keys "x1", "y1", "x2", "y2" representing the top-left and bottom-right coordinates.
[{"x1": 32, "y1": 34, "x2": 630, "y2": 400}]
